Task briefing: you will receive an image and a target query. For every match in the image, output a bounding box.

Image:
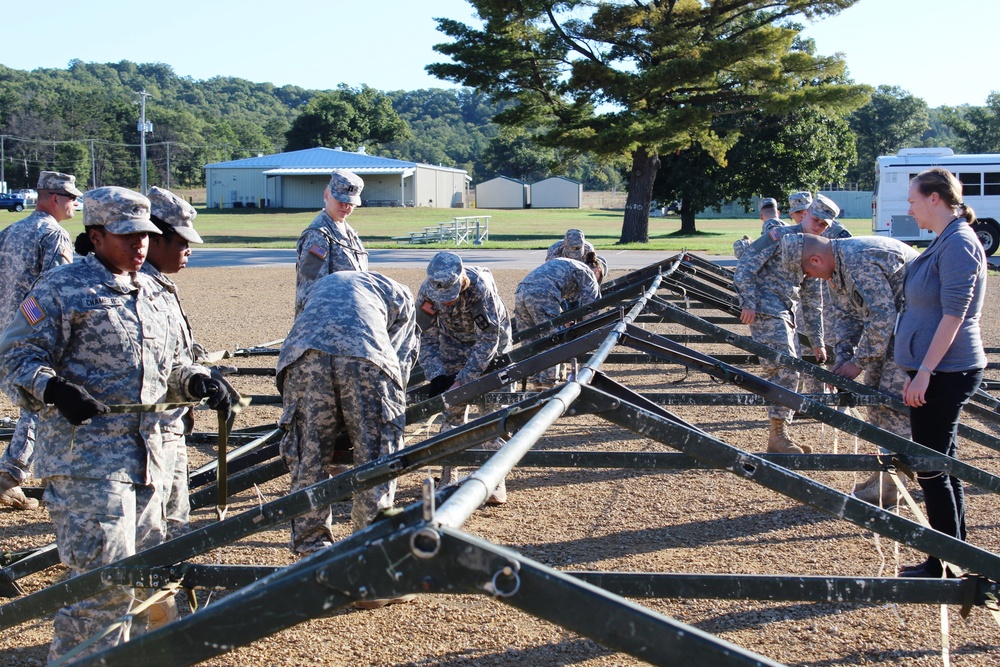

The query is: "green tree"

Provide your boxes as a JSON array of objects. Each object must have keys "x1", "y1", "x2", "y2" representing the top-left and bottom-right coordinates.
[
  {"x1": 429, "y1": 0, "x2": 868, "y2": 242},
  {"x1": 284, "y1": 85, "x2": 410, "y2": 152},
  {"x1": 846, "y1": 85, "x2": 929, "y2": 188},
  {"x1": 941, "y1": 92, "x2": 1000, "y2": 154}
]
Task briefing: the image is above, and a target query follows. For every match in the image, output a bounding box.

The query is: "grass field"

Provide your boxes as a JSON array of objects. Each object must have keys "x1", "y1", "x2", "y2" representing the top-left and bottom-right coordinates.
[{"x1": 0, "y1": 205, "x2": 873, "y2": 255}]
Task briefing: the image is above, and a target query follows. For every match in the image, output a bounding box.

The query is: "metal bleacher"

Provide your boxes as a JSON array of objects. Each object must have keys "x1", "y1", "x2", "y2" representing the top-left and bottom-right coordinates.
[{"x1": 392, "y1": 215, "x2": 491, "y2": 245}]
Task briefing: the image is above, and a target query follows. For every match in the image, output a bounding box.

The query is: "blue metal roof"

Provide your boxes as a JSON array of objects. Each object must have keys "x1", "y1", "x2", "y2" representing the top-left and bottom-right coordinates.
[{"x1": 205, "y1": 147, "x2": 418, "y2": 170}]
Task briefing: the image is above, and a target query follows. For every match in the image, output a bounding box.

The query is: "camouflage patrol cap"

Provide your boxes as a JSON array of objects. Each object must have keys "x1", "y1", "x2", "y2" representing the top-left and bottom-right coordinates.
[
  {"x1": 565, "y1": 228, "x2": 585, "y2": 248},
  {"x1": 83, "y1": 187, "x2": 160, "y2": 235},
  {"x1": 807, "y1": 193, "x2": 840, "y2": 222},
  {"x1": 425, "y1": 251, "x2": 466, "y2": 304},
  {"x1": 36, "y1": 170, "x2": 83, "y2": 198},
  {"x1": 788, "y1": 191, "x2": 812, "y2": 213},
  {"x1": 592, "y1": 255, "x2": 609, "y2": 284},
  {"x1": 758, "y1": 197, "x2": 778, "y2": 212},
  {"x1": 327, "y1": 169, "x2": 364, "y2": 205},
  {"x1": 779, "y1": 233, "x2": 806, "y2": 278},
  {"x1": 147, "y1": 187, "x2": 203, "y2": 244}
]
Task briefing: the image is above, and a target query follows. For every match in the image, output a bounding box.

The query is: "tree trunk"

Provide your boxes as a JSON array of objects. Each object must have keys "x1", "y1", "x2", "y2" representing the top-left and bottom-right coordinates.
[
  {"x1": 679, "y1": 196, "x2": 697, "y2": 234},
  {"x1": 619, "y1": 146, "x2": 660, "y2": 244}
]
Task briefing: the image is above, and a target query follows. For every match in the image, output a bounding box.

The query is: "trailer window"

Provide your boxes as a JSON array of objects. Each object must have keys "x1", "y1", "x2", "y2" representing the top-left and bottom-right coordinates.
[
  {"x1": 985, "y1": 172, "x2": 1000, "y2": 196},
  {"x1": 959, "y1": 172, "x2": 982, "y2": 196}
]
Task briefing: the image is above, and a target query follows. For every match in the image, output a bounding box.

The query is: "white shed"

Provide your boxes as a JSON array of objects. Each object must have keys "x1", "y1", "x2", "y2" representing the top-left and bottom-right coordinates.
[
  {"x1": 530, "y1": 176, "x2": 582, "y2": 209},
  {"x1": 204, "y1": 147, "x2": 470, "y2": 209},
  {"x1": 475, "y1": 176, "x2": 528, "y2": 209}
]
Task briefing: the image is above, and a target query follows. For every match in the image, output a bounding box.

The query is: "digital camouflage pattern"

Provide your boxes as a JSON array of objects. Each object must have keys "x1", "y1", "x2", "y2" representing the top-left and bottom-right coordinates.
[
  {"x1": 733, "y1": 217, "x2": 788, "y2": 259},
  {"x1": 788, "y1": 191, "x2": 812, "y2": 213},
  {"x1": 278, "y1": 272, "x2": 418, "y2": 392},
  {"x1": 294, "y1": 209, "x2": 368, "y2": 317},
  {"x1": 514, "y1": 258, "x2": 600, "y2": 383},
  {"x1": 423, "y1": 251, "x2": 466, "y2": 304},
  {"x1": 44, "y1": 477, "x2": 162, "y2": 660},
  {"x1": 734, "y1": 224, "x2": 823, "y2": 345},
  {"x1": 0, "y1": 252, "x2": 209, "y2": 661},
  {"x1": 36, "y1": 170, "x2": 83, "y2": 197},
  {"x1": 277, "y1": 272, "x2": 416, "y2": 552},
  {"x1": 327, "y1": 169, "x2": 364, "y2": 205},
  {"x1": 546, "y1": 228, "x2": 595, "y2": 262},
  {"x1": 735, "y1": 224, "x2": 823, "y2": 423},
  {"x1": 417, "y1": 265, "x2": 512, "y2": 387},
  {"x1": 140, "y1": 261, "x2": 202, "y2": 537},
  {"x1": 147, "y1": 186, "x2": 202, "y2": 244},
  {"x1": 0, "y1": 208, "x2": 74, "y2": 482},
  {"x1": 82, "y1": 186, "x2": 160, "y2": 235},
  {"x1": 827, "y1": 236, "x2": 918, "y2": 436}
]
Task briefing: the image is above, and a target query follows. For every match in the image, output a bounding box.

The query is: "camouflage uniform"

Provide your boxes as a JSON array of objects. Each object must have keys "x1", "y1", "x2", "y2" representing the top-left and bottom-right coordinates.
[
  {"x1": 734, "y1": 216, "x2": 787, "y2": 259},
  {"x1": 514, "y1": 257, "x2": 600, "y2": 384},
  {"x1": 142, "y1": 186, "x2": 207, "y2": 539},
  {"x1": 825, "y1": 236, "x2": 917, "y2": 437},
  {"x1": 0, "y1": 207, "x2": 74, "y2": 485},
  {"x1": 294, "y1": 171, "x2": 368, "y2": 317},
  {"x1": 276, "y1": 272, "x2": 417, "y2": 553},
  {"x1": 734, "y1": 224, "x2": 823, "y2": 422},
  {"x1": 546, "y1": 228, "x2": 596, "y2": 262},
  {"x1": 139, "y1": 262, "x2": 198, "y2": 538},
  {"x1": 0, "y1": 188, "x2": 209, "y2": 661},
  {"x1": 417, "y1": 253, "x2": 512, "y2": 495}
]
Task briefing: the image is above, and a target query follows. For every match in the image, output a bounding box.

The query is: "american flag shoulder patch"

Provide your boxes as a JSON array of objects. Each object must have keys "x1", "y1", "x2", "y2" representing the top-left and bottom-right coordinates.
[
  {"x1": 767, "y1": 228, "x2": 781, "y2": 242},
  {"x1": 20, "y1": 297, "x2": 45, "y2": 325},
  {"x1": 308, "y1": 244, "x2": 328, "y2": 260}
]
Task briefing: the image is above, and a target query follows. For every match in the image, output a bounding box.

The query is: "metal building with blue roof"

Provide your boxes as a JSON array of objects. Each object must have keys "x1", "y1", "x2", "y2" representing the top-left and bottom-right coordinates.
[{"x1": 204, "y1": 146, "x2": 470, "y2": 209}]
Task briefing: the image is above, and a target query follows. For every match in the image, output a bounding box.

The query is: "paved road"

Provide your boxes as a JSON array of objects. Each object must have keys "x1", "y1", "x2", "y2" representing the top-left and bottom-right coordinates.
[{"x1": 187, "y1": 248, "x2": 737, "y2": 270}]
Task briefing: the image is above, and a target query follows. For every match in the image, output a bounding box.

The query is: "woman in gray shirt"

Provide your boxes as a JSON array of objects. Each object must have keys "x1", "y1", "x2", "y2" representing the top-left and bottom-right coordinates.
[{"x1": 894, "y1": 167, "x2": 987, "y2": 578}]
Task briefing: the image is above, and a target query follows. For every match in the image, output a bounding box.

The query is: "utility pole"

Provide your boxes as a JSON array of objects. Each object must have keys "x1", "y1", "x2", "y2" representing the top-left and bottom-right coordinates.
[
  {"x1": 166, "y1": 142, "x2": 171, "y2": 190},
  {"x1": 90, "y1": 139, "x2": 97, "y2": 188},
  {"x1": 136, "y1": 90, "x2": 152, "y2": 194},
  {"x1": 1, "y1": 135, "x2": 5, "y2": 190}
]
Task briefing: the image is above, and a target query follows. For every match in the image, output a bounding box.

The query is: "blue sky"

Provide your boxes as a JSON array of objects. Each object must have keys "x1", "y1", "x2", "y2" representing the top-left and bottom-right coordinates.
[{"x1": 1, "y1": 0, "x2": 993, "y2": 108}]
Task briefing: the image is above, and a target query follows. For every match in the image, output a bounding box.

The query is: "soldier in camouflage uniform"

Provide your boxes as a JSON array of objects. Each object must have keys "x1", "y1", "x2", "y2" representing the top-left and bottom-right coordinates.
[
  {"x1": 546, "y1": 228, "x2": 596, "y2": 262},
  {"x1": 277, "y1": 271, "x2": 417, "y2": 555},
  {"x1": 734, "y1": 222, "x2": 826, "y2": 453},
  {"x1": 514, "y1": 256, "x2": 601, "y2": 389},
  {"x1": 734, "y1": 197, "x2": 787, "y2": 259},
  {"x1": 0, "y1": 187, "x2": 228, "y2": 662},
  {"x1": 787, "y1": 191, "x2": 812, "y2": 224},
  {"x1": 417, "y1": 252, "x2": 512, "y2": 504},
  {"x1": 141, "y1": 187, "x2": 219, "y2": 541},
  {"x1": 0, "y1": 171, "x2": 81, "y2": 511},
  {"x1": 783, "y1": 232, "x2": 918, "y2": 506},
  {"x1": 294, "y1": 170, "x2": 368, "y2": 317}
]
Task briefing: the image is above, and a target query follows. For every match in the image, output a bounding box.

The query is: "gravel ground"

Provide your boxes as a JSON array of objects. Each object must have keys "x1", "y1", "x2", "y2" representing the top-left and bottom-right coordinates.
[{"x1": 1, "y1": 262, "x2": 1000, "y2": 667}]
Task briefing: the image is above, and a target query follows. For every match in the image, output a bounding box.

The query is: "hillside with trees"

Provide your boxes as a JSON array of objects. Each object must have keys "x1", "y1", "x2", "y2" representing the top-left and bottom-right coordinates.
[{"x1": 0, "y1": 54, "x2": 996, "y2": 239}]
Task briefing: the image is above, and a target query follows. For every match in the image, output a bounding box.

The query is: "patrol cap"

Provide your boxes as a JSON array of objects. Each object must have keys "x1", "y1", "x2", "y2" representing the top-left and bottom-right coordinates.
[
  {"x1": 147, "y1": 187, "x2": 203, "y2": 244},
  {"x1": 327, "y1": 169, "x2": 364, "y2": 205},
  {"x1": 562, "y1": 228, "x2": 587, "y2": 260},
  {"x1": 592, "y1": 255, "x2": 609, "y2": 284},
  {"x1": 788, "y1": 191, "x2": 812, "y2": 213},
  {"x1": 36, "y1": 170, "x2": 83, "y2": 198},
  {"x1": 779, "y1": 233, "x2": 805, "y2": 278},
  {"x1": 424, "y1": 251, "x2": 465, "y2": 304},
  {"x1": 758, "y1": 197, "x2": 778, "y2": 212},
  {"x1": 82, "y1": 187, "x2": 160, "y2": 235},
  {"x1": 807, "y1": 193, "x2": 840, "y2": 222}
]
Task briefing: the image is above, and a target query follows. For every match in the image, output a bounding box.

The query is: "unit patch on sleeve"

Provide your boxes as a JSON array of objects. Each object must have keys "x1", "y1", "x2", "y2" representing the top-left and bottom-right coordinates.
[
  {"x1": 20, "y1": 297, "x2": 45, "y2": 325},
  {"x1": 308, "y1": 244, "x2": 329, "y2": 260}
]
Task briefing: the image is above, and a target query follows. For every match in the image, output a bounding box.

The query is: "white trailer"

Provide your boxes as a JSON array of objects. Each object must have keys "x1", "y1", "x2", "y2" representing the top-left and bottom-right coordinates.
[{"x1": 872, "y1": 147, "x2": 1000, "y2": 256}]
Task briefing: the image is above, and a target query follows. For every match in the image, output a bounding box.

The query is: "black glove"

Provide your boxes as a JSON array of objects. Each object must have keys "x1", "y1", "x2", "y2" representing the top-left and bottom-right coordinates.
[
  {"x1": 188, "y1": 373, "x2": 232, "y2": 418},
  {"x1": 43, "y1": 377, "x2": 110, "y2": 426},
  {"x1": 426, "y1": 374, "x2": 457, "y2": 398}
]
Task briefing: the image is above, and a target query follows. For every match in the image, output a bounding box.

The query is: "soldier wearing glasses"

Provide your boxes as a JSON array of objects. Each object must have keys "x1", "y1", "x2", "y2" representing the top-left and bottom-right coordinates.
[{"x1": 0, "y1": 171, "x2": 82, "y2": 511}]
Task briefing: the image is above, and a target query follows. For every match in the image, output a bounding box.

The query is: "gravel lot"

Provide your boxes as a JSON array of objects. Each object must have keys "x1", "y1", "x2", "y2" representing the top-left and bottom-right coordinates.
[{"x1": 1, "y1": 262, "x2": 999, "y2": 667}]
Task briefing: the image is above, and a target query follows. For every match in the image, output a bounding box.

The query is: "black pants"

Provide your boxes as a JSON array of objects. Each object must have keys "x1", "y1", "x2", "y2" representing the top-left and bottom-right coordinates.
[{"x1": 909, "y1": 367, "x2": 984, "y2": 555}]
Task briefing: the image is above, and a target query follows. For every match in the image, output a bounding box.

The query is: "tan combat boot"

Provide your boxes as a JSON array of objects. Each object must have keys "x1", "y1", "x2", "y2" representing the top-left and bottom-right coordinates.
[
  {"x1": 766, "y1": 418, "x2": 810, "y2": 454},
  {"x1": 852, "y1": 472, "x2": 899, "y2": 507},
  {"x1": 0, "y1": 471, "x2": 39, "y2": 511}
]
